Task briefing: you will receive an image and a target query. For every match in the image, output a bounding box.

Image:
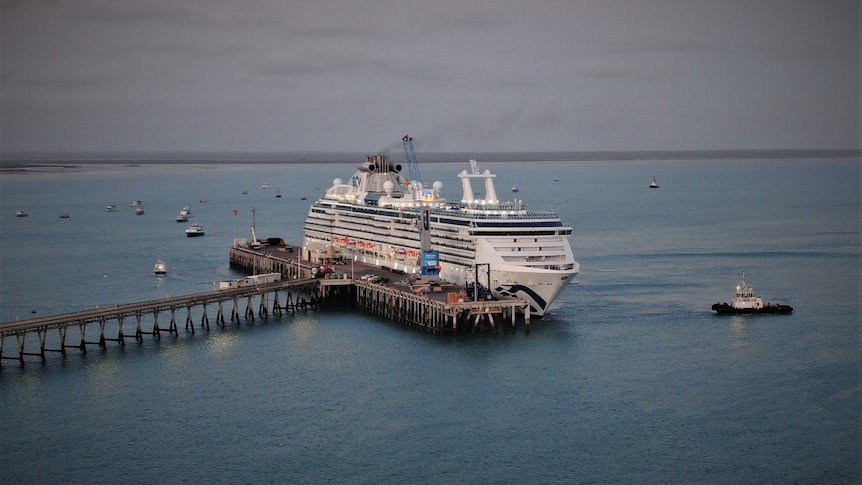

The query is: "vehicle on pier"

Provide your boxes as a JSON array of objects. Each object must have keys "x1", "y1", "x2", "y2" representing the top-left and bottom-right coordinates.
[{"x1": 218, "y1": 272, "x2": 281, "y2": 289}]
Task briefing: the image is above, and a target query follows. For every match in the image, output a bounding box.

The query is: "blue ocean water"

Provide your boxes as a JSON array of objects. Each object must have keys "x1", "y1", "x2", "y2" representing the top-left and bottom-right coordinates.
[{"x1": 0, "y1": 156, "x2": 859, "y2": 483}]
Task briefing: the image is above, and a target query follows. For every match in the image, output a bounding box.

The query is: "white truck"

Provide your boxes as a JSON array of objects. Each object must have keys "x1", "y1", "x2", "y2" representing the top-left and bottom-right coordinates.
[{"x1": 218, "y1": 272, "x2": 281, "y2": 290}]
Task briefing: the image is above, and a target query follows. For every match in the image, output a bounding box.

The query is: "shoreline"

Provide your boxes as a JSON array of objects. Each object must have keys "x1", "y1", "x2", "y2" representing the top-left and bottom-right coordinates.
[{"x1": 1, "y1": 148, "x2": 859, "y2": 168}]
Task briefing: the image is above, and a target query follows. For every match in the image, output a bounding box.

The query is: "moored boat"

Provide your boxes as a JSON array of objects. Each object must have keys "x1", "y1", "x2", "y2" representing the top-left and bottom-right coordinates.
[
  {"x1": 649, "y1": 176, "x2": 659, "y2": 188},
  {"x1": 153, "y1": 259, "x2": 167, "y2": 274},
  {"x1": 130, "y1": 200, "x2": 142, "y2": 207},
  {"x1": 176, "y1": 207, "x2": 190, "y2": 222},
  {"x1": 59, "y1": 213, "x2": 71, "y2": 218},
  {"x1": 106, "y1": 204, "x2": 117, "y2": 212},
  {"x1": 16, "y1": 210, "x2": 28, "y2": 217},
  {"x1": 302, "y1": 136, "x2": 579, "y2": 316},
  {"x1": 135, "y1": 207, "x2": 145, "y2": 215},
  {"x1": 185, "y1": 222, "x2": 205, "y2": 237},
  {"x1": 712, "y1": 272, "x2": 792, "y2": 315}
]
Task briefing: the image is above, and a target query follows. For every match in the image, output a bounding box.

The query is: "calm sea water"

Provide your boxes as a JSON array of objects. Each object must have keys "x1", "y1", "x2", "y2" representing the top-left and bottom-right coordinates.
[{"x1": 1, "y1": 157, "x2": 859, "y2": 483}]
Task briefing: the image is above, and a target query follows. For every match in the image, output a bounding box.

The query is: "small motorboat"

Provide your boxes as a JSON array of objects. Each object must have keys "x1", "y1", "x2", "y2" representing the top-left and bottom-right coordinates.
[
  {"x1": 511, "y1": 186, "x2": 519, "y2": 192},
  {"x1": 106, "y1": 204, "x2": 117, "y2": 212},
  {"x1": 59, "y1": 213, "x2": 71, "y2": 219},
  {"x1": 135, "y1": 207, "x2": 145, "y2": 215},
  {"x1": 261, "y1": 183, "x2": 272, "y2": 189},
  {"x1": 649, "y1": 177, "x2": 659, "y2": 189},
  {"x1": 130, "y1": 200, "x2": 142, "y2": 207},
  {"x1": 16, "y1": 210, "x2": 28, "y2": 217},
  {"x1": 176, "y1": 206, "x2": 191, "y2": 221},
  {"x1": 712, "y1": 272, "x2": 792, "y2": 315},
  {"x1": 185, "y1": 222, "x2": 205, "y2": 237},
  {"x1": 153, "y1": 259, "x2": 167, "y2": 274}
]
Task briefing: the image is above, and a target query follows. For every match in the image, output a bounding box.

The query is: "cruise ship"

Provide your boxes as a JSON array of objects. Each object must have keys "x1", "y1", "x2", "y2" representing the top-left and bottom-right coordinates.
[{"x1": 303, "y1": 153, "x2": 579, "y2": 316}]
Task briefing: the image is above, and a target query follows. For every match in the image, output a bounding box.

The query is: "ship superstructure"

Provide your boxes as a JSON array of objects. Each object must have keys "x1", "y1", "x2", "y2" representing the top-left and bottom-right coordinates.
[{"x1": 303, "y1": 150, "x2": 579, "y2": 316}]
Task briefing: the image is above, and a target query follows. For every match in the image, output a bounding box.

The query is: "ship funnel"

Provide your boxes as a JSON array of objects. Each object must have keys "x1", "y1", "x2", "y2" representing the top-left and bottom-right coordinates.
[
  {"x1": 365, "y1": 154, "x2": 389, "y2": 173},
  {"x1": 459, "y1": 170, "x2": 475, "y2": 203},
  {"x1": 459, "y1": 160, "x2": 497, "y2": 204},
  {"x1": 483, "y1": 170, "x2": 498, "y2": 204}
]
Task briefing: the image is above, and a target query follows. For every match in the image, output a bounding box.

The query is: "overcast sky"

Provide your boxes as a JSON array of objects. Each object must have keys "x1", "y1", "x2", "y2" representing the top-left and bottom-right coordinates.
[{"x1": 1, "y1": 0, "x2": 859, "y2": 154}]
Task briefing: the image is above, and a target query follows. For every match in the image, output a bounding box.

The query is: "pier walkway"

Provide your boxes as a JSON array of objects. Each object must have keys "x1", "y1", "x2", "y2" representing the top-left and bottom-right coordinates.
[
  {"x1": 1, "y1": 245, "x2": 532, "y2": 364},
  {"x1": 0, "y1": 278, "x2": 320, "y2": 364}
]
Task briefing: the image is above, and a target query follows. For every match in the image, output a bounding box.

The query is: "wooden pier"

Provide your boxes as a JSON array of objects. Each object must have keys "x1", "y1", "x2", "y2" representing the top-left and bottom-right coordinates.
[
  {"x1": 238, "y1": 244, "x2": 532, "y2": 335},
  {"x1": 1, "y1": 245, "x2": 532, "y2": 364},
  {"x1": 349, "y1": 280, "x2": 528, "y2": 334},
  {"x1": 0, "y1": 278, "x2": 320, "y2": 364}
]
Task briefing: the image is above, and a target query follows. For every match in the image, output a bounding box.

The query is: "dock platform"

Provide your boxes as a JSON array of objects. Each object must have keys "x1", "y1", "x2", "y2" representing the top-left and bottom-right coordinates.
[{"x1": 233, "y1": 244, "x2": 532, "y2": 334}]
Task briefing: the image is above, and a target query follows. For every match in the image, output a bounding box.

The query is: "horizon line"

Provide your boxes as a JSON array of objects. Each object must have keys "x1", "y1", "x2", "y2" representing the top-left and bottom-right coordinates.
[{"x1": 1, "y1": 148, "x2": 858, "y2": 165}]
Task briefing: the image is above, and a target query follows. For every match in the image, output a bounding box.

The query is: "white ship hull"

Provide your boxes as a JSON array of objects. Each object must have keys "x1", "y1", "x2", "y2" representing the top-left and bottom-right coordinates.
[{"x1": 303, "y1": 153, "x2": 579, "y2": 317}]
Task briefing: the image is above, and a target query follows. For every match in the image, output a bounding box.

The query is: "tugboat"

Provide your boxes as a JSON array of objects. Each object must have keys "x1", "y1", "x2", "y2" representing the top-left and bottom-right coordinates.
[{"x1": 712, "y1": 272, "x2": 792, "y2": 315}]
